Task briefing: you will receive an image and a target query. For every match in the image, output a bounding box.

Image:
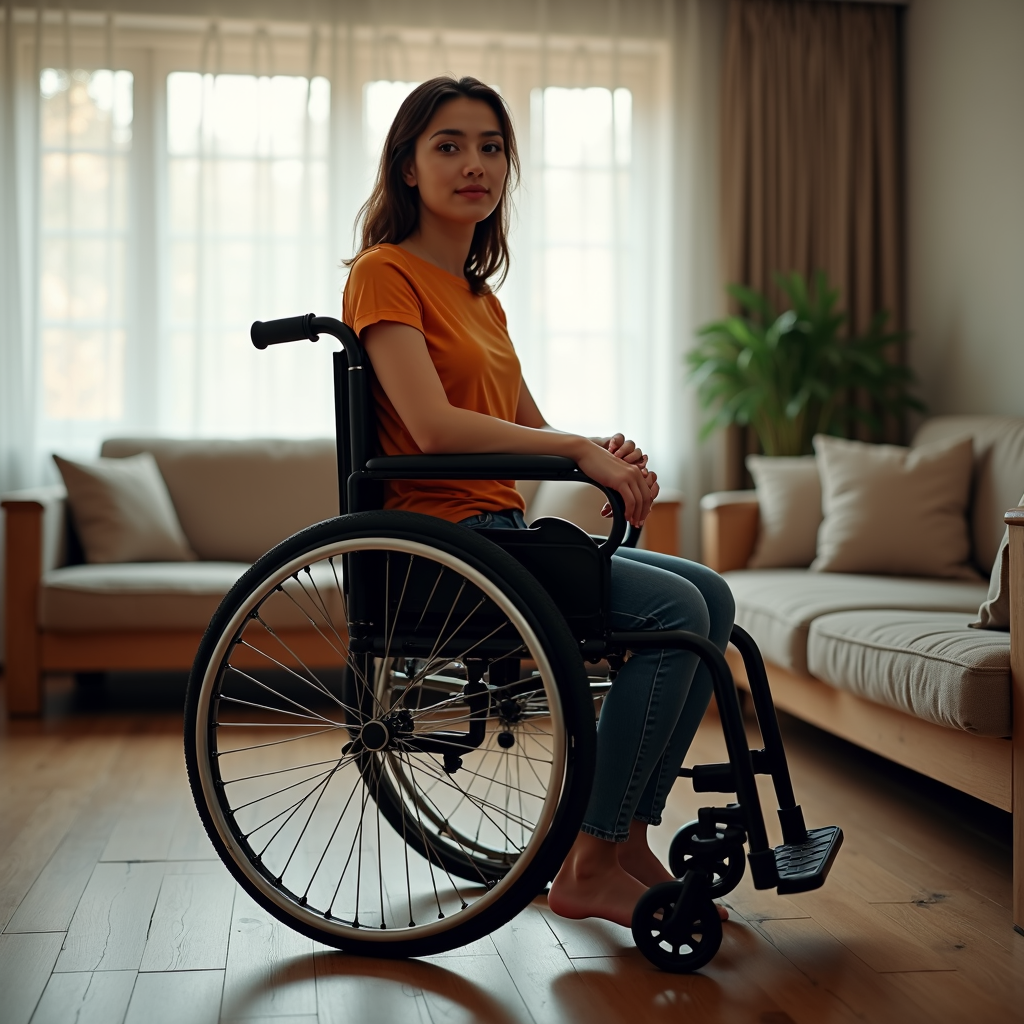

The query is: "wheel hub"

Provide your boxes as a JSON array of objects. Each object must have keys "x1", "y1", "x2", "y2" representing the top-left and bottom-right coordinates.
[{"x1": 360, "y1": 719, "x2": 391, "y2": 751}]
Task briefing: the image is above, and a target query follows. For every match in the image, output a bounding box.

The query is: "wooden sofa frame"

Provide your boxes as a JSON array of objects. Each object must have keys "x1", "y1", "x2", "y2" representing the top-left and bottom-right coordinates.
[
  {"x1": 1, "y1": 489, "x2": 682, "y2": 719},
  {"x1": 702, "y1": 496, "x2": 1023, "y2": 935}
]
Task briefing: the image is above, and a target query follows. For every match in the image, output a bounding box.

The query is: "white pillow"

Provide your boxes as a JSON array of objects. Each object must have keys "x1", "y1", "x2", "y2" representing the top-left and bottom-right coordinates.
[
  {"x1": 811, "y1": 435, "x2": 979, "y2": 579},
  {"x1": 53, "y1": 452, "x2": 197, "y2": 564},
  {"x1": 746, "y1": 455, "x2": 822, "y2": 568}
]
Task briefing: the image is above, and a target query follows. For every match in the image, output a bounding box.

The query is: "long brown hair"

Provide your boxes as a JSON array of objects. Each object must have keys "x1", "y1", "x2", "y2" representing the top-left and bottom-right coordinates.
[{"x1": 347, "y1": 76, "x2": 520, "y2": 295}]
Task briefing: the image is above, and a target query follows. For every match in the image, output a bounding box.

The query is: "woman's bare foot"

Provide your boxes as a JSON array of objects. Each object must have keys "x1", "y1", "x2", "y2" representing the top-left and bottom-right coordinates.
[
  {"x1": 617, "y1": 821, "x2": 729, "y2": 921},
  {"x1": 547, "y1": 832, "x2": 648, "y2": 928}
]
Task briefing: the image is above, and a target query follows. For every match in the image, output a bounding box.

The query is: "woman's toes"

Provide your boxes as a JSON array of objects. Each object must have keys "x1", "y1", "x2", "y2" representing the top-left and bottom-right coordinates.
[{"x1": 717, "y1": 902, "x2": 729, "y2": 921}]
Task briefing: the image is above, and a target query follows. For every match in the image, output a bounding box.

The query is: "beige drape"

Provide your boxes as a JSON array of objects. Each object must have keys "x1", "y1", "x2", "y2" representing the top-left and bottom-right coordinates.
[{"x1": 720, "y1": 0, "x2": 903, "y2": 483}]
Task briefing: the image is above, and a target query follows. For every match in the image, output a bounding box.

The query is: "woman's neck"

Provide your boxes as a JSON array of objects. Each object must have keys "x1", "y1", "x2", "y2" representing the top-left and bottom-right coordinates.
[{"x1": 399, "y1": 208, "x2": 476, "y2": 280}]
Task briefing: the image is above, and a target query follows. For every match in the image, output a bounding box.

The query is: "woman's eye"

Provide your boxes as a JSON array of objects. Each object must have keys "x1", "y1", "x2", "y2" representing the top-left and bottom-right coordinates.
[
  {"x1": 482, "y1": 143, "x2": 503, "y2": 154},
  {"x1": 438, "y1": 142, "x2": 458, "y2": 153}
]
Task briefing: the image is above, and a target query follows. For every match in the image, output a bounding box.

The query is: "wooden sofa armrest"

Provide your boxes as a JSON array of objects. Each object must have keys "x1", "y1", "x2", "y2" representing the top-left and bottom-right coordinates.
[
  {"x1": 1005, "y1": 508, "x2": 1024, "y2": 933},
  {"x1": 2, "y1": 487, "x2": 67, "y2": 716},
  {"x1": 700, "y1": 490, "x2": 759, "y2": 572}
]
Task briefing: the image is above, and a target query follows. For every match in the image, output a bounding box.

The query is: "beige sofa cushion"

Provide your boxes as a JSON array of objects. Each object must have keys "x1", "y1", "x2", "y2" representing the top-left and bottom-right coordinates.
[
  {"x1": 724, "y1": 568, "x2": 989, "y2": 674},
  {"x1": 811, "y1": 435, "x2": 978, "y2": 579},
  {"x1": 745, "y1": 455, "x2": 821, "y2": 568},
  {"x1": 100, "y1": 438, "x2": 338, "y2": 563},
  {"x1": 40, "y1": 562, "x2": 344, "y2": 631},
  {"x1": 807, "y1": 610, "x2": 1011, "y2": 737},
  {"x1": 53, "y1": 453, "x2": 196, "y2": 564},
  {"x1": 913, "y1": 415, "x2": 1024, "y2": 573}
]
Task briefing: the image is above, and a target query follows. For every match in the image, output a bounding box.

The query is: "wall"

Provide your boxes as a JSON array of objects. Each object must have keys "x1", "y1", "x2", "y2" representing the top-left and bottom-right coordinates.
[{"x1": 905, "y1": 0, "x2": 1024, "y2": 417}]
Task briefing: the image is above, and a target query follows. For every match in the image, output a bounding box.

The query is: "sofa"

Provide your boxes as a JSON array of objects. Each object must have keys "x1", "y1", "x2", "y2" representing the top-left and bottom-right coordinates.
[
  {"x1": 1, "y1": 436, "x2": 681, "y2": 719},
  {"x1": 700, "y1": 414, "x2": 1023, "y2": 936}
]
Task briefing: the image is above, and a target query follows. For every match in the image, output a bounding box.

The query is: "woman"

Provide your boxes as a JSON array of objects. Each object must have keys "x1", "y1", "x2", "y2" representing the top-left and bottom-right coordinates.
[{"x1": 343, "y1": 76, "x2": 734, "y2": 929}]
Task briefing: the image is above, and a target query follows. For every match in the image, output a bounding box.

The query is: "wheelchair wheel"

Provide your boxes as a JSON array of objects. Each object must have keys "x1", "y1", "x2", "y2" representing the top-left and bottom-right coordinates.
[
  {"x1": 631, "y1": 880, "x2": 722, "y2": 973},
  {"x1": 184, "y1": 511, "x2": 595, "y2": 958},
  {"x1": 668, "y1": 820, "x2": 746, "y2": 898}
]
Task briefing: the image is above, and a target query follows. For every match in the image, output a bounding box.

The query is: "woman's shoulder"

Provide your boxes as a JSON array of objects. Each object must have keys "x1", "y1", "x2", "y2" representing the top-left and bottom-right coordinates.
[{"x1": 347, "y1": 243, "x2": 416, "y2": 281}]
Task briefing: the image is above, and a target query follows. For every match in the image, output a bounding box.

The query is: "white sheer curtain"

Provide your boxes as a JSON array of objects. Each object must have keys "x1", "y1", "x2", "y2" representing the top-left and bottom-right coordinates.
[{"x1": 0, "y1": 0, "x2": 724, "y2": 518}]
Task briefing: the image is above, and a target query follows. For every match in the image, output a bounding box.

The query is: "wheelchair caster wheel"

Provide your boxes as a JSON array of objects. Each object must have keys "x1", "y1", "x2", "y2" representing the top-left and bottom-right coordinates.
[
  {"x1": 668, "y1": 820, "x2": 746, "y2": 898},
  {"x1": 631, "y1": 880, "x2": 722, "y2": 973}
]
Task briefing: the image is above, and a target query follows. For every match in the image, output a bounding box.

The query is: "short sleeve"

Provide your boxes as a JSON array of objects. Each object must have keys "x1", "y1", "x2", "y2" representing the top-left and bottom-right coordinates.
[
  {"x1": 487, "y1": 294, "x2": 508, "y2": 328},
  {"x1": 343, "y1": 248, "x2": 425, "y2": 337}
]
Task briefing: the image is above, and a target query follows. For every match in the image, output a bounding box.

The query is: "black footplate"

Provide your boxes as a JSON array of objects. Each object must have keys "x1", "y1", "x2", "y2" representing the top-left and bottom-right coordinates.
[{"x1": 774, "y1": 826, "x2": 844, "y2": 895}]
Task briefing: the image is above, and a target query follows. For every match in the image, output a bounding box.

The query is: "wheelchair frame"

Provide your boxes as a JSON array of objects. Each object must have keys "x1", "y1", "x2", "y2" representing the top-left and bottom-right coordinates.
[{"x1": 184, "y1": 312, "x2": 842, "y2": 974}]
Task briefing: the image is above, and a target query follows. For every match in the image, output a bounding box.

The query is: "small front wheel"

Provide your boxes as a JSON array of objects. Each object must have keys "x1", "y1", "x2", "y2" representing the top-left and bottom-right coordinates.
[
  {"x1": 668, "y1": 820, "x2": 746, "y2": 898},
  {"x1": 631, "y1": 879, "x2": 723, "y2": 973}
]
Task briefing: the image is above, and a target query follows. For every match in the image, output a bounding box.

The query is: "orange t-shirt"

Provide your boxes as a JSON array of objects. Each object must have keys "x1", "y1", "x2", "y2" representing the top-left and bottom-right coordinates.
[{"x1": 342, "y1": 244, "x2": 526, "y2": 523}]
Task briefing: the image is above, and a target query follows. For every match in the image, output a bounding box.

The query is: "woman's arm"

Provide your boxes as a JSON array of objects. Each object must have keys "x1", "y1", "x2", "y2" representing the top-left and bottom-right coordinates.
[{"x1": 362, "y1": 320, "x2": 654, "y2": 526}]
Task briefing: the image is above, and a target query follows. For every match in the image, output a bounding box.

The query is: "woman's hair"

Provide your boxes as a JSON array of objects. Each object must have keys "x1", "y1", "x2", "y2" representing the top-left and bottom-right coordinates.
[{"x1": 348, "y1": 75, "x2": 519, "y2": 295}]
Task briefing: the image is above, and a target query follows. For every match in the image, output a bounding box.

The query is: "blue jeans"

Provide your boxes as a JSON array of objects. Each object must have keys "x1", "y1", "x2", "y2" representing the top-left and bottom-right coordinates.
[{"x1": 458, "y1": 509, "x2": 735, "y2": 842}]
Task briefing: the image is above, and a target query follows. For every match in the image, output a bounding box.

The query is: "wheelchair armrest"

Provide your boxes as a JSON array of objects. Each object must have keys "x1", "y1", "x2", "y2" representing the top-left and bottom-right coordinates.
[
  {"x1": 360, "y1": 454, "x2": 628, "y2": 556},
  {"x1": 364, "y1": 454, "x2": 580, "y2": 478}
]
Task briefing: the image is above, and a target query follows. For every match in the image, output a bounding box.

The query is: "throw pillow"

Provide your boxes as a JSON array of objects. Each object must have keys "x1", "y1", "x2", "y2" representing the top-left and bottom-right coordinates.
[
  {"x1": 746, "y1": 455, "x2": 822, "y2": 568},
  {"x1": 53, "y1": 452, "x2": 198, "y2": 564},
  {"x1": 811, "y1": 434, "x2": 979, "y2": 579},
  {"x1": 969, "y1": 491, "x2": 1022, "y2": 630}
]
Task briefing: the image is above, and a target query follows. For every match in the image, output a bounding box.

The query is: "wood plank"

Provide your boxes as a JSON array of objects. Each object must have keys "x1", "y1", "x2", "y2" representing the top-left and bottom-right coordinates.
[
  {"x1": 55, "y1": 861, "x2": 166, "y2": 973},
  {"x1": 757, "y1": 917, "x2": 929, "y2": 1024},
  {"x1": 0, "y1": 787, "x2": 81, "y2": 930},
  {"x1": 139, "y1": 872, "x2": 236, "y2": 972},
  {"x1": 712, "y1": 913, "x2": 863, "y2": 1024},
  {"x1": 538, "y1": 901, "x2": 634, "y2": 959},
  {"x1": 315, "y1": 949, "x2": 432, "y2": 1024},
  {"x1": 8, "y1": 747, "x2": 144, "y2": 933},
  {"x1": 122, "y1": 969, "x2": 224, "y2": 1024},
  {"x1": 728, "y1": 649, "x2": 1012, "y2": 811},
  {"x1": 489, "y1": 901, "x2": 606, "y2": 1024},
  {"x1": 220, "y1": 889, "x2": 317, "y2": 1019},
  {"x1": 789, "y1": 879, "x2": 952, "y2": 973},
  {"x1": 570, "y1": 949, "x2": 786, "y2": 1024},
  {"x1": 886, "y1": 969, "x2": 1014, "y2": 1024},
  {"x1": 873, "y1": 898, "x2": 1024, "y2": 1008},
  {"x1": 419, "y1": 952, "x2": 533, "y2": 1023},
  {"x1": 29, "y1": 971, "x2": 136, "y2": 1024},
  {"x1": 825, "y1": 845, "x2": 931, "y2": 905},
  {"x1": 719, "y1": 875, "x2": 809, "y2": 924},
  {"x1": 0, "y1": 932, "x2": 65, "y2": 1024}
]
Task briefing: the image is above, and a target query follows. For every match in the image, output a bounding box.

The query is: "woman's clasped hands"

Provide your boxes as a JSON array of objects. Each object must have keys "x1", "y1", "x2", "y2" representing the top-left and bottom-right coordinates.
[{"x1": 574, "y1": 432, "x2": 659, "y2": 529}]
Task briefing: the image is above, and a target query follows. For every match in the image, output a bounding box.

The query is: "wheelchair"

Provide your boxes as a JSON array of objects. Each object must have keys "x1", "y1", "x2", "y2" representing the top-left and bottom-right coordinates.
[{"x1": 183, "y1": 313, "x2": 843, "y2": 973}]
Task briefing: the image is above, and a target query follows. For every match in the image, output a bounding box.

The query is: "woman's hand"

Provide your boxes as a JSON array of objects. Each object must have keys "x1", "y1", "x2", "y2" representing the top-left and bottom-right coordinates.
[
  {"x1": 574, "y1": 441, "x2": 654, "y2": 529},
  {"x1": 592, "y1": 434, "x2": 660, "y2": 521}
]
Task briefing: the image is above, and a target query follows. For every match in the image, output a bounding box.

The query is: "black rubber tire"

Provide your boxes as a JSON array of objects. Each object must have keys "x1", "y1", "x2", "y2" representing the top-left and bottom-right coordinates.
[
  {"x1": 184, "y1": 510, "x2": 596, "y2": 958},
  {"x1": 668, "y1": 820, "x2": 746, "y2": 898},
  {"x1": 631, "y1": 880, "x2": 723, "y2": 973}
]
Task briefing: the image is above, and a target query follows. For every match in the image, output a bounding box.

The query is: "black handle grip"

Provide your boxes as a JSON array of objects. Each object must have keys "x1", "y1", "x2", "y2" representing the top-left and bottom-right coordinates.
[{"x1": 251, "y1": 314, "x2": 318, "y2": 350}]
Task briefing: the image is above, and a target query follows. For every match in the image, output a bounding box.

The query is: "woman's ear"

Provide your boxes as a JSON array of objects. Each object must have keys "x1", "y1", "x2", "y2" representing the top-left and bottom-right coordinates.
[{"x1": 401, "y1": 156, "x2": 417, "y2": 188}]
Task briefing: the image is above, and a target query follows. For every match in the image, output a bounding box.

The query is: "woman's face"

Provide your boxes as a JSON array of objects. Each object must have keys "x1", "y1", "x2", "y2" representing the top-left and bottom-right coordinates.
[{"x1": 403, "y1": 96, "x2": 507, "y2": 227}]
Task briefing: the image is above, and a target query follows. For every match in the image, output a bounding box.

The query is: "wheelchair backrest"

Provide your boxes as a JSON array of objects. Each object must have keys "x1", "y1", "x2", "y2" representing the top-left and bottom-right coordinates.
[{"x1": 331, "y1": 322, "x2": 611, "y2": 645}]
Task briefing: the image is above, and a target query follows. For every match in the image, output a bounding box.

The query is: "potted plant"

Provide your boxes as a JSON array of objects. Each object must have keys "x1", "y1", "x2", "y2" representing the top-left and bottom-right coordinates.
[{"x1": 687, "y1": 271, "x2": 924, "y2": 457}]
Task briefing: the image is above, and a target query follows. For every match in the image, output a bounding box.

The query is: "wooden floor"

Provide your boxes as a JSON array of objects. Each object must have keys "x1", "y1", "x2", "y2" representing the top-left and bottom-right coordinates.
[{"x1": 1, "y1": 673, "x2": 1021, "y2": 1024}]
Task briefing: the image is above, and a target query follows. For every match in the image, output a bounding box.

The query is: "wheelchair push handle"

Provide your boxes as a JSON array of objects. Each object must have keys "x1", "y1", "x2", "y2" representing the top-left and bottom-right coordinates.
[{"x1": 251, "y1": 313, "x2": 320, "y2": 349}]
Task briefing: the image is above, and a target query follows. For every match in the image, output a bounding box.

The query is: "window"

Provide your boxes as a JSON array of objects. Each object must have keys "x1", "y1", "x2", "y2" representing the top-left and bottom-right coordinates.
[
  {"x1": 530, "y1": 86, "x2": 632, "y2": 438},
  {"x1": 165, "y1": 72, "x2": 333, "y2": 435},
  {"x1": 38, "y1": 67, "x2": 133, "y2": 430}
]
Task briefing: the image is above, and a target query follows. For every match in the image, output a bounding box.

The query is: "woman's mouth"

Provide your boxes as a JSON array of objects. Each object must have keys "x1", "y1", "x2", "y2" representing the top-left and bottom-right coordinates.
[{"x1": 456, "y1": 186, "x2": 489, "y2": 197}]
